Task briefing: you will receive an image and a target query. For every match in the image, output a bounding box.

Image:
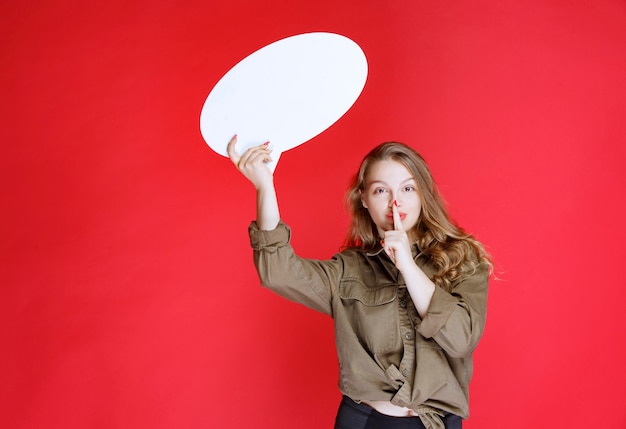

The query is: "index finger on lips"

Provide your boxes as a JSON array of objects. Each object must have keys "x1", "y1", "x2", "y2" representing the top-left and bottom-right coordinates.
[{"x1": 393, "y1": 200, "x2": 403, "y2": 231}]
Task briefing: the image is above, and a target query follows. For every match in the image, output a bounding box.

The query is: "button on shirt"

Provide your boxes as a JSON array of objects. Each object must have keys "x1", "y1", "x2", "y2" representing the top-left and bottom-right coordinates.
[{"x1": 249, "y1": 221, "x2": 489, "y2": 419}]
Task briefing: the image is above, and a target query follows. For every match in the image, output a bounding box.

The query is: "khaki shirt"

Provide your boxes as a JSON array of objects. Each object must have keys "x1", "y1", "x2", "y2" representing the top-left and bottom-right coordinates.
[{"x1": 249, "y1": 221, "x2": 489, "y2": 419}]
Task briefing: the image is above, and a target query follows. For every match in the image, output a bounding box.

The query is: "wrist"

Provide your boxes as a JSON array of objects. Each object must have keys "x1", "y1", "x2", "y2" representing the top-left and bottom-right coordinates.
[{"x1": 255, "y1": 179, "x2": 275, "y2": 193}]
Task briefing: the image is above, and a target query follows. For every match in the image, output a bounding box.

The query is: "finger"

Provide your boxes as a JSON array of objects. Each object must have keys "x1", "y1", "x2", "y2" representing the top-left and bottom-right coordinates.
[
  {"x1": 381, "y1": 232, "x2": 394, "y2": 262},
  {"x1": 386, "y1": 244, "x2": 396, "y2": 263},
  {"x1": 226, "y1": 134, "x2": 240, "y2": 163},
  {"x1": 392, "y1": 200, "x2": 404, "y2": 231},
  {"x1": 246, "y1": 149, "x2": 273, "y2": 166},
  {"x1": 260, "y1": 141, "x2": 272, "y2": 163},
  {"x1": 238, "y1": 142, "x2": 271, "y2": 167}
]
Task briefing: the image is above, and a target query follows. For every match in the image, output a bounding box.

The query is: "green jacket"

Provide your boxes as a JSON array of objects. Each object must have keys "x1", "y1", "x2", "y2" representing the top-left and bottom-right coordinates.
[{"x1": 249, "y1": 221, "x2": 489, "y2": 420}]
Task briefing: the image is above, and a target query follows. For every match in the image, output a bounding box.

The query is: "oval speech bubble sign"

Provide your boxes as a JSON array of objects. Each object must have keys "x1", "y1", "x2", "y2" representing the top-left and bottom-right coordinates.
[{"x1": 200, "y1": 32, "x2": 368, "y2": 172}]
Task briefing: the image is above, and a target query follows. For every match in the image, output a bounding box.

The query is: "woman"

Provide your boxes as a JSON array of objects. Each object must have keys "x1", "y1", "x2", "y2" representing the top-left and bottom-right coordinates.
[{"x1": 227, "y1": 136, "x2": 491, "y2": 429}]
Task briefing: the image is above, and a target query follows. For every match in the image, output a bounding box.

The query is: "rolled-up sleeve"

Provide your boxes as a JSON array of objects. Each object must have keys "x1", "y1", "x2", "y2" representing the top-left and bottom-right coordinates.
[
  {"x1": 416, "y1": 262, "x2": 489, "y2": 358},
  {"x1": 249, "y1": 221, "x2": 342, "y2": 316}
]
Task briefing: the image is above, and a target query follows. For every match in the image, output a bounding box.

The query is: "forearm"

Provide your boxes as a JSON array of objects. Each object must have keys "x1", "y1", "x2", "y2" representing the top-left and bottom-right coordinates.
[
  {"x1": 402, "y1": 263, "x2": 436, "y2": 317},
  {"x1": 255, "y1": 183, "x2": 280, "y2": 231}
]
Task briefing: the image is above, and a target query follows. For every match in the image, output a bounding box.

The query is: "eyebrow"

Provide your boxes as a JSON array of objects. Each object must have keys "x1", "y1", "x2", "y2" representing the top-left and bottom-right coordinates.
[{"x1": 367, "y1": 177, "x2": 415, "y2": 187}]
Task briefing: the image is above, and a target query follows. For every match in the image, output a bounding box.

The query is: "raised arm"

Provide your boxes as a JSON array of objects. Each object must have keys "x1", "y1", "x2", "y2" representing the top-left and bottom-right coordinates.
[{"x1": 227, "y1": 135, "x2": 280, "y2": 231}]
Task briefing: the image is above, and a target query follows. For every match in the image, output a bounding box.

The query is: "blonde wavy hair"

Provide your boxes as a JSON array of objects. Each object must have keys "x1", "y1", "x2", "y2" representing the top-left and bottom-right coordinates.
[{"x1": 345, "y1": 142, "x2": 492, "y2": 291}]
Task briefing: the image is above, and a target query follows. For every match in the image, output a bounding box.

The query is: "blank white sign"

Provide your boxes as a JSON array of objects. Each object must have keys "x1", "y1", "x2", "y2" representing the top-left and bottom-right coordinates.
[{"x1": 200, "y1": 32, "x2": 368, "y2": 171}]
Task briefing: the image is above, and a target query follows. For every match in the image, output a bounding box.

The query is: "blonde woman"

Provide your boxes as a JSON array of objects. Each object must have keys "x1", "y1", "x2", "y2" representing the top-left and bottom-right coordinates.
[{"x1": 228, "y1": 137, "x2": 491, "y2": 429}]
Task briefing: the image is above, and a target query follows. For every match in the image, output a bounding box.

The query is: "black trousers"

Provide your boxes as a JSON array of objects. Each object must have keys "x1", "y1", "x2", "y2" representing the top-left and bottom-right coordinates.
[{"x1": 334, "y1": 396, "x2": 462, "y2": 429}]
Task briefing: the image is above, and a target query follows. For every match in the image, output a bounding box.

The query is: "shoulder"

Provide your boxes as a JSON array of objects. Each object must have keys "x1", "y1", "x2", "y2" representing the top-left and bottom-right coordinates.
[
  {"x1": 452, "y1": 260, "x2": 490, "y2": 293},
  {"x1": 333, "y1": 246, "x2": 375, "y2": 262}
]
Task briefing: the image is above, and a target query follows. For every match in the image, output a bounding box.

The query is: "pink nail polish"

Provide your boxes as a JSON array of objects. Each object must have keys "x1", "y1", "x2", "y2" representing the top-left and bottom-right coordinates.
[{"x1": 263, "y1": 141, "x2": 270, "y2": 146}]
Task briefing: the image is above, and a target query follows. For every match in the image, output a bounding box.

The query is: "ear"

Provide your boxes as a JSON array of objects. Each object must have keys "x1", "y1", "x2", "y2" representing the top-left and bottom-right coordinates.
[{"x1": 360, "y1": 192, "x2": 368, "y2": 209}]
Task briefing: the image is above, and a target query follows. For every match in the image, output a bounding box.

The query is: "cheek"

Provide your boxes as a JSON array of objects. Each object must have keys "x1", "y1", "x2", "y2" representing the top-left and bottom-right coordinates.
[
  {"x1": 364, "y1": 196, "x2": 381, "y2": 211},
  {"x1": 365, "y1": 202, "x2": 386, "y2": 223},
  {"x1": 409, "y1": 200, "x2": 422, "y2": 222}
]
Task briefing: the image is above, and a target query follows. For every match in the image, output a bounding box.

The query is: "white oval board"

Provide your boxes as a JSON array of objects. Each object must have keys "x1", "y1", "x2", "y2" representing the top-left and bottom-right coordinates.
[{"x1": 200, "y1": 32, "x2": 368, "y2": 171}]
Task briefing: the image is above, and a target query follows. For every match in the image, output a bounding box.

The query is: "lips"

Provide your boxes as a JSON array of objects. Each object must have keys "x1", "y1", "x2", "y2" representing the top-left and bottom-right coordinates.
[{"x1": 387, "y1": 213, "x2": 407, "y2": 221}]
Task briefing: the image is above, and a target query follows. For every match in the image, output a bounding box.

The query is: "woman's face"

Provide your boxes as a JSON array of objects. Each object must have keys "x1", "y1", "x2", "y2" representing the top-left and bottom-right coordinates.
[{"x1": 361, "y1": 159, "x2": 422, "y2": 240}]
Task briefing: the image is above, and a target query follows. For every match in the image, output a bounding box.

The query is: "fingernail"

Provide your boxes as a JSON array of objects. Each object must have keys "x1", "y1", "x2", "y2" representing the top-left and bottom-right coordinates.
[
  {"x1": 263, "y1": 141, "x2": 270, "y2": 146},
  {"x1": 394, "y1": 200, "x2": 398, "y2": 207}
]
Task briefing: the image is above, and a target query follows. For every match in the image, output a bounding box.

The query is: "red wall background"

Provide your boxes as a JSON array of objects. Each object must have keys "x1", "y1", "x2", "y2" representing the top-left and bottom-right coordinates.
[{"x1": 2, "y1": 1, "x2": 625, "y2": 428}]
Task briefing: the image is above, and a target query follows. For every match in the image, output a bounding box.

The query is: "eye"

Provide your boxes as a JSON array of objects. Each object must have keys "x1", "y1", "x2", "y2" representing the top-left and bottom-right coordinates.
[
  {"x1": 403, "y1": 185, "x2": 415, "y2": 192},
  {"x1": 373, "y1": 187, "x2": 388, "y2": 195}
]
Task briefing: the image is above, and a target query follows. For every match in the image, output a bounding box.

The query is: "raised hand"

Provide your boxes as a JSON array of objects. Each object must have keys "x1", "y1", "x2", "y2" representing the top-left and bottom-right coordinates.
[
  {"x1": 226, "y1": 135, "x2": 279, "y2": 230},
  {"x1": 227, "y1": 135, "x2": 274, "y2": 191}
]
